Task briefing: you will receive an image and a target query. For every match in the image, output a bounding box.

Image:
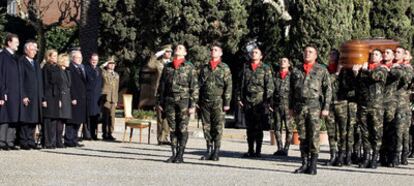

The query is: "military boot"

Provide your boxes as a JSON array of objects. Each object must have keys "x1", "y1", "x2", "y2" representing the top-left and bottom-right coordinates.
[
  {"x1": 210, "y1": 143, "x2": 220, "y2": 161},
  {"x1": 358, "y1": 151, "x2": 370, "y2": 168},
  {"x1": 334, "y1": 150, "x2": 344, "y2": 167},
  {"x1": 175, "y1": 146, "x2": 186, "y2": 163},
  {"x1": 255, "y1": 141, "x2": 262, "y2": 158},
  {"x1": 282, "y1": 141, "x2": 291, "y2": 156},
  {"x1": 408, "y1": 150, "x2": 414, "y2": 158},
  {"x1": 379, "y1": 151, "x2": 388, "y2": 166},
  {"x1": 200, "y1": 144, "x2": 212, "y2": 160},
  {"x1": 243, "y1": 139, "x2": 255, "y2": 158},
  {"x1": 369, "y1": 151, "x2": 378, "y2": 169},
  {"x1": 326, "y1": 149, "x2": 337, "y2": 166},
  {"x1": 165, "y1": 145, "x2": 176, "y2": 163},
  {"x1": 273, "y1": 142, "x2": 284, "y2": 156},
  {"x1": 306, "y1": 153, "x2": 318, "y2": 175},
  {"x1": 351, "y1": 150, "x2": 360, "y2": 164},
  {"x1": 344, "y1": 151, "x2": 352, "y2": 165},
  {"x1": 387, "y1": 153, "x2": 399, "y2": 167},
  {"x1": 401, "y1": 151, "x2": 409, "y2": 165},
  {"x1": 294, "y1": 155, "x2": 309, "y2": 174}
]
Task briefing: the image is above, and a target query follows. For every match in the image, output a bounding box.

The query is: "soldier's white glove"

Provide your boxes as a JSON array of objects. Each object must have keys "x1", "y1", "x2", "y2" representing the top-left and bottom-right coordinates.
[{"x1": 155, "y1": 50, "x2": 166, "y2": 58}]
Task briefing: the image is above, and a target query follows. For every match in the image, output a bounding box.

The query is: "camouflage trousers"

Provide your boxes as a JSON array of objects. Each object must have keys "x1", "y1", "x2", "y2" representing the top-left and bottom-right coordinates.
[
  {"x1": 395, "y1": 96, "x2": 411, "y2": 155},
  {"x1": 347, "y1": 102, "x2": 357, "y2": 153},
  {"x1": 200, "y1": 99, "x2": 225, "y2": 147},
  {"x1": 382, "y1": 100, "x2": 398, "y2": 154},
  {"x1": 273, "y1": 104, "x2": 294, "y2": 148},
  {"x1": 164, "y1": 98, "x2": 190, "y2": 147},
  {"x1": 327, "y1": 101, "x2": 358, "y2": 152},
  {"x1": 244, "y1": 103, "x2": 265, "y2": 153},
  {"x1": 295, "y1": 99, "x2": 321, "y2": 155},
  {"x1": 358, "y1": 105, "x2": 384, "y2": 153},
  {"x1": 156, "y1": 110, "x2": 170, "y2": 143}
]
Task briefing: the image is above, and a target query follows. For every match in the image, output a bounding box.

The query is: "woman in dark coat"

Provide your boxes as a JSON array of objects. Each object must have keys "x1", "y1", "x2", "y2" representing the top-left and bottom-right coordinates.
[{"x1": 42, "y1": 51, "x2": 72, "y2": 148}]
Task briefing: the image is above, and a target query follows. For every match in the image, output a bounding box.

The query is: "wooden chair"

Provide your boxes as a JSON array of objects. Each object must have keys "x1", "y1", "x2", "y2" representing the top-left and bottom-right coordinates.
[{"x1": 122, "y1": 94, "x2": 152, "y2": 144}]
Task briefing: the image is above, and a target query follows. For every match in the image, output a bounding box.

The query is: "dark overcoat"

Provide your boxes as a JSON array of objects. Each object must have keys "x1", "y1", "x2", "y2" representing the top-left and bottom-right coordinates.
[
  {"x1": 19, "y1": 56, "x2": 43, "y2": 123},
  {"x1": 67, "y1": 63, "x2": 87, "y2": 124},
  {"x1": 85, "y1": 64, "x2": 103, "y2": 116}
]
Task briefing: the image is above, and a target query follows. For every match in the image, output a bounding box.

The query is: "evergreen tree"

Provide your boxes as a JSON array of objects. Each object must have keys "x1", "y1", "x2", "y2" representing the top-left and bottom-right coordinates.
[
  {"x1": 99, "y1": 0, "x2": 139, "y2": 63},
  {"x1": 288, "y1": 0, "x2": 354, "y2": 65},
  {"x1": 0, "y1": 8, "x2": 6, "y2": 45},
  {"x1": 351, "y1": 0, "x2": 371, "y2": 39},
  {"x1": 370, "y1": 0, "x2": 413, "y2": 49},
  {"x1": 141, "y1": 0, "x2": 248, "y2": 68},
  {"x1": 243, "y1": 0, "x2": 286, "y2": 66}
]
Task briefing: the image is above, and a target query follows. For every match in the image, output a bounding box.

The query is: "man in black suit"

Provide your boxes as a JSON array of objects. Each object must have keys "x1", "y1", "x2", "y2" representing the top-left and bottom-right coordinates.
[
  {"x1": 86, "y1": 53, "x2": 103, "y2": 140},
  {"x1": 19, "y1": 40, "x2": 43, "y2": 150},
  {"x1": 65, "y1": 50, "x2": 87, "y2": 147},
  {"x1": 0, "y1": 33, "x2": 20, "y2": 150}
]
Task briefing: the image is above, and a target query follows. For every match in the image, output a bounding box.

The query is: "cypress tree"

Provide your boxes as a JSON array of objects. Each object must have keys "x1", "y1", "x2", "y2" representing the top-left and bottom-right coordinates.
[
  {"x1": 141, "y1": 0, "x2": 248, "y2": 68},
  {"x1": 351, "y1": 0, "x2": 371, "y2": 39},
  {"x1": 370, "y1": 0, "x2": 413, "y2": 49},
  {"x1": 243, "y1": 0, "x2": 286, "y2": 66},
  {"x1": 99, "y1": 0, "x2": 139, "y2": 63},
  {"x1": 288, "y1": 0, "x2": 354, "y2": 65}
]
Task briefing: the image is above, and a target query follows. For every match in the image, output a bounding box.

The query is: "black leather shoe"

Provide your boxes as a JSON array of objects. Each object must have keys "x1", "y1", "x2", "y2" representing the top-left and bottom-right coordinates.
[
  {"x1": 9, "y1": 146, "x2": 19, "y2": 150},
  {"x1": 30, "y1": 145, "x2": 42, "y2": 150},
  {"x1": 1, "y1": 146, "x2": 9, "y2": 151},
  {"x1": 76, "y1": 143, "x2": 85, "y2": 147},
  {"x1": 20, "y1": 145, "x2": 31, "y2": 150}
]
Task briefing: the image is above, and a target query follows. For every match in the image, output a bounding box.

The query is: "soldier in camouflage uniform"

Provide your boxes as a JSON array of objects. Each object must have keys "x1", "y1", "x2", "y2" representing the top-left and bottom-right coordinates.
[
  {"x1": 405, "y1": 50, "x2": 414, "y2": 159},
  {"x1": 337, "y1": 67, "x2": 359, "y2": 166},
  {"x1": 291, "y1": 46, "x2": 332, "y2": 175},
  {"x1": 393, "y1": 47, "x2": 413, "y2": 165},
  {"x1": 381, "y1": 48, "x2": 404, "y2": 167},
  {"x1": 354, "y1": 49, "x2": 387, "y2": 169},
  {"x1": 198, "y1": 43, "x2": 232, "y2": 161},
  {"x1": 237, "y1": 47, "x2": 274, "y2": 158},
  {"x1": 325, "y1": 49, "x2": 340, "y2": 166},
  {"x1": 272, "y1": 57, "x2": 294, "y2": 157},
  {"x1": 157, "y1": 44, "x2": 199, "y2": 163}
]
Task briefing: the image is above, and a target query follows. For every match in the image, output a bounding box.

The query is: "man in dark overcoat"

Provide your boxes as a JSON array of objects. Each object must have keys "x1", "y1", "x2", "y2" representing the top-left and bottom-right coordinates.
[
  {"x1": 65, "y1": 49, "x2": 87, "y2": 147},
  {"x1": 85, "y1": 53, "x2": 102, "y2": 140},
  {"x1": 18, "y1": 40, "x2": 43, "y2": 150},
  {"x1": 0, "y1": 33, "x2": 20, "y2": 150}
]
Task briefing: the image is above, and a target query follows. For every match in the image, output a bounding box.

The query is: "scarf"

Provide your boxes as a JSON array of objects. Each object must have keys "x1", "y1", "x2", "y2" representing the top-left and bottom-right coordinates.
[
  {"x1": 210, "y1": 59, "x2": 221, "y2": 70},
  {"x1": 251, "y1": 62, "x2": 260, "y2": 71},
  {"x1": 173, "y1": 58, "x2": 185, "y2": 69},
  {"x1": 280, "y1": 69, "x2": 289, "y2": 79},
  {"x1": 303, "y1": 62, "x2": 314, "y2": 75}
]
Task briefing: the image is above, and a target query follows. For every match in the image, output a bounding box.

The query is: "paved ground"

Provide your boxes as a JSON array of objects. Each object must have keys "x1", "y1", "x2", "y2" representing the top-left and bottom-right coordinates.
[{"x1": 1, "y1": 119, "x2": 414, "y2": 185}]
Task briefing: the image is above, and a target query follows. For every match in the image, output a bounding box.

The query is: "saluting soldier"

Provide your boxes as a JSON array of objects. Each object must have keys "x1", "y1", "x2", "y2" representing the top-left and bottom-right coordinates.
[{"x1": 101, "y1": 56, "x2": 120, "y2": 141}]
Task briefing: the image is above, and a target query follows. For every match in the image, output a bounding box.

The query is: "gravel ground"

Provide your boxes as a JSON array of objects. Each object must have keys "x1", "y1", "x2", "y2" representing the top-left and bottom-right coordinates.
[{"x1": 1, "y1": 121, "x2": 414, "y2": 186}]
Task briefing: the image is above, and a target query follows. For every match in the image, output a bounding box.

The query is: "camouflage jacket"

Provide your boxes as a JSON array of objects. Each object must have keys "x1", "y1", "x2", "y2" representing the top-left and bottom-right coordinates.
[
  {"x1": 290, "y1": 63, "x2": 332, "y2": 111},
  {"x1": 198, "y1": 61, "x2": 232, "y2": 106},
  {"x1": 384, "y1": 65, "x2": 404, "y2": 102},
  {"x1": 330, "y1": 73, "x2": 339, "y2": 102},
  {"x1": 356, "y1": 65, "x2": 387, "y2": 107},
  {"x1": 397, "y1": 65, "x2": 414, "y2": 101},
  {"x1": 337, "y1": 69, "x2": 358, "y2": 102},
  {"x1": 236, "y1": 62, "x2": 274, "y2": 105},
  {"x1": 273, "y1": 71, "x2": 291, "y2": 107},
  {"x1": 157, "y1": 61, "x2": 199, "y2": 108}
]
